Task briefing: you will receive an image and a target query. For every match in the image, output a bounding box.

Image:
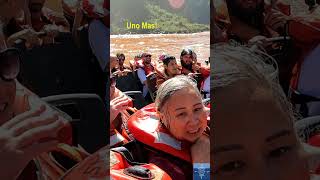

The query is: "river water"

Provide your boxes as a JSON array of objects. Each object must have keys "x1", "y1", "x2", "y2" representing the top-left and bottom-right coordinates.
[{"x1": 110, "y1": 31, "x2": 210, "y2": 66}]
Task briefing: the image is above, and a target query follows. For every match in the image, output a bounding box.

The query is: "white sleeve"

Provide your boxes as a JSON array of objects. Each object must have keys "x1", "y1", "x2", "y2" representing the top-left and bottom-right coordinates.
[
  {"x1": 88, "y1": 19, "x2": 109, "y2": 71},
  {"x1": 137, "y1": 68, "x2": 147, "y2": 84}
]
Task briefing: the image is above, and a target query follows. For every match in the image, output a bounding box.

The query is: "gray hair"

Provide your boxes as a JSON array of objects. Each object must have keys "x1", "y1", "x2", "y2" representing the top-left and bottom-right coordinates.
[
  {"x1": 155, "y1": 75, "x2": 201, "y2": 112},
  {"x1": 211, "y1": 43, "x2": 298, "y2": 123}
]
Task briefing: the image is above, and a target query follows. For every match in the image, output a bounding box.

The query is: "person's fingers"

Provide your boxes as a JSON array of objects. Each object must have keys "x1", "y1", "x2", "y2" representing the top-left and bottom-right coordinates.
[
  {"x1": 266, "y1": 11, "x2": 287, "y2": 27},
  {"x1": 269, "y1": 15, "x2": 286, "y2": 25},
  {"x1": 114, "y1": 98, "x2": 130, "y2": 108},
  {"x1": 249, "y1": 36, "x2": 267, "y2": 46},
  {"x1": 112, "y1": 95, "x2": 128, "y2": 105},
  {"x1": 112, "y1": 98, "x2": 130, "y2": 110},
  {"x1": 30, "y1": 36, "x2": 42, "y2": 46},
  {"x1": 16, "y1": 120, "x2": 64, "y2": 149},
  {"x1": 35, "y1": 153, "x2": 64, "y2": 179},
  {"x1": 25, "y1": 31, "x2": 38, "y2": 40},
  {"x1": 111, "y1": 94, "x2": 125, "y2": 102},
  {"x1": 264, "y1": 11, "x2": 272, "y2": 24},
  {"x1": 75, "y1": 146, "x2": 110, "y2": 175},
  {"x1": 256, "y1": 36, "x2": 267, "y2": 42},
  {"x1": 271, "y1": 19, "x2": 286, "y2": 30},
  {"x1": 193, "y1": 64, "x2": 200, "y2": 70},
  {"x1": 0, "y1": 131, "x2": 10, "y2": 146},
  {"x1": 23, "y1": 140, "x2": 59, "y2": 161},
  {"x1": 262, "y1": 41, "x2": 274, "y2": 50},
  {"x1": 3, "y1": 105, "x2": 46, "y2": 129},
  {"x1": 267, "y1": 8, "x2": 282, "y2": 16},
  {"x1": 264, "y1": 10, "x2": 282, "y2": 24},
  {"x1": 265, "y1": 14, "x2": 276, "y2": 25},
  {"x1": 11, "y1": 114, "x2": 59, "y2": 137},
  {"x1": 15, "y1": 29, "x2": 31, "y2": 40},
  {"x1": 269, "y1": 11, "x2": 282, "y2": 20},
  {"x1": 22, "y1": 28, "x2": 32, "y2": 35},
  {"x1": 115, "y1": 100, "x2": 130, "y2": 111}
]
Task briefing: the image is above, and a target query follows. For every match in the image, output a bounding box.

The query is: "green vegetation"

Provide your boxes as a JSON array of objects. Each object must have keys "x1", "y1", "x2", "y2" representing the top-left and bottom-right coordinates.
[
  {"x1": 145, "y1": 3, "x2": 209, "y2": 34},
  {"x1": 110, "y1": 0, "x2": 209, "y2": 34}
]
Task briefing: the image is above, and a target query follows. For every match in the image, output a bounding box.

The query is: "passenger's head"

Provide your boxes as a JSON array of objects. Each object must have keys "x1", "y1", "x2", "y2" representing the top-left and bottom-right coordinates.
[
  {"x1": 226, "y1": 0, "x2": 264, "y2": 29},
  {"x1": 0, "y1": 0, "x2": 26, "y2": 20},
  {"x1": 29, "y1": 0, "x2": 45, "y2": 13},
  {"x1": 155, "y1": 75, "x2": 207, "y2": 143},
  {"x1": 228, "y1": 0, "x2": 263, "y2": 15},
  {"x1": 116, "y1": 53, "x2": 125, "y2": 66},
  {"x1": 158, "y1": 54, "x2": 167, "y2": 62},
  {"x1": 109, "y1": 75, "x2": 116, "y2": 99},
  {"x1": 211, "y1": 44, "x2": 309, "y2": 180},
  {"x1": 0, "y1": 48, "x2": 21, "y2": 125},
  {"x1": 142, "y1": 53, "x2": 152, "y2": 64},
  {"x1": 109, "y1": 55, "x2": 118, "y2": 74},
  {"x1": 162, "y1": 55, "x2": 179, "y2": 77},
  {"x1": 180, "y1": 48, "x2": 194, "y2": 71},
  {"x1": 134, "y1": 53, "x2": 142, "y2": 61}
]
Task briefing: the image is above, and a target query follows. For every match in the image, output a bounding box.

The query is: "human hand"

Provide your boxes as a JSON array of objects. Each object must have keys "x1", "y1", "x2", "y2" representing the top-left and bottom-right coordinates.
[
  {"x1": 123, "y1": 69, "x2": 132, "y2": 74},
  {"x1": 59, "y1": 145, "x2": 110, "y2": 180},
  {"x1": 0, "y1": 105, "x2": 65, "y2": 179},
  {"x1": 264, "y1": 9, "x2": 289, "y2": 32},
  {"x1": 192, "y1": 63, "x2": 201, "y2": 71},
  {"x1": 7, "y1": 28, "x2": 42, "y2": 48},
  {"x1": 191, "y1": 135, "x2": 210, "y2": 163},
  {"x1": 43, "y1": 24, "x2": 60, "y2": 37},
  {"x1": 110, "y1": 95, "x2": 132, "y2": 123},
  {"x1": 248, "y1": 35, "x2": 272, "y2": 50}
]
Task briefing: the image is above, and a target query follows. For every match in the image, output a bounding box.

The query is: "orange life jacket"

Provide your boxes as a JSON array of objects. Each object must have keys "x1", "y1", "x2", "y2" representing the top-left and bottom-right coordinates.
[
  {"x1": 110, "y1": 129, "x2": 129, "y2": 148},
  {"x1": 127, "y1": 104, "x2": 192, "y2": 162},
  {"x1": 110, "y1": 147, "x2": 172, "y2": 180},
  {"x1": 307, "y1": 134, "x2": 320, "y2": 174},
  {"x1": 135, "y1": 60, "x2": 155, "y2": 76}
]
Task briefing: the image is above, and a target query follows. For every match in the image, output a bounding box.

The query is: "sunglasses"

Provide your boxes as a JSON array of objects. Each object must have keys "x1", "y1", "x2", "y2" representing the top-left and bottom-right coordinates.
[
  {"x1": 144, "y1": 55, "x2": 152, "y2": 58},
  {"x1": 0, "y1": 48, "x2": 21, "y2": 82}
]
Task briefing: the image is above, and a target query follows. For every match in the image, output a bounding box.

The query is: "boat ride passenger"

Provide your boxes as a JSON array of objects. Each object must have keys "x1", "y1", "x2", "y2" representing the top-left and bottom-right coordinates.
[
  {"x1": 155, "y1": 55, "x2": 181, "y2": 88},
  {"x1": 212, "y1": 44, "x2": 320, "y2": 180},
  {"x1": 127, "y1": 75, "x2": 210, "y2": 180}
]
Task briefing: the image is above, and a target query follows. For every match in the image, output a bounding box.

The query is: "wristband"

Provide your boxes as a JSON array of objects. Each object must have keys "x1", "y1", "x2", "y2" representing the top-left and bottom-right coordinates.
[{"x1": 193, "y1": 163, "x2": 210, "y2": 180}]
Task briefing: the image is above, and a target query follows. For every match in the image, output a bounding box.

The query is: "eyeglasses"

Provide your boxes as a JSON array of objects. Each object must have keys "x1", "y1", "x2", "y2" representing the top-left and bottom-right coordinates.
[{"x1": 0, "y1": 48, "x2": 21, "y2": 81}]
